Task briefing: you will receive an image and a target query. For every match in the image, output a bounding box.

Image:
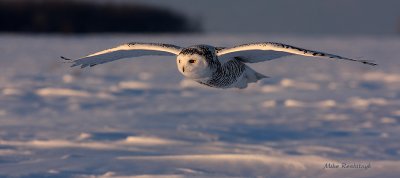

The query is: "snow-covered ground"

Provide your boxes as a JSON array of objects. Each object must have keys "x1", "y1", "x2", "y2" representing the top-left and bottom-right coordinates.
[{"x1": 0, "y1": 34, "x2": 399, "y2": 178}]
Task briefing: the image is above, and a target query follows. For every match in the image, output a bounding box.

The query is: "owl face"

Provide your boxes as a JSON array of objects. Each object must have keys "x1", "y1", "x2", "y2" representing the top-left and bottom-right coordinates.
[{"x1": 176, "y1": 53, "x2": 212, "y2": 79}]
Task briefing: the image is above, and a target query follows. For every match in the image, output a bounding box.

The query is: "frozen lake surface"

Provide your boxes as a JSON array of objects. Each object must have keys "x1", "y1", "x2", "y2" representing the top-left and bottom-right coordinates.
[{"x1": 0, "y1": 34, "x2": 399, "y2": 177}]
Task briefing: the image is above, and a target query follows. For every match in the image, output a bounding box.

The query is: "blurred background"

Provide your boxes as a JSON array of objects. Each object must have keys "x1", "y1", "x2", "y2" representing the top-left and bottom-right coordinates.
[
  {"x1": 0, "y1": 0, "x2": 399, "y2": 35},
  {"x1": 1, "y1": 0, "x2": 400, "y2": 178}
]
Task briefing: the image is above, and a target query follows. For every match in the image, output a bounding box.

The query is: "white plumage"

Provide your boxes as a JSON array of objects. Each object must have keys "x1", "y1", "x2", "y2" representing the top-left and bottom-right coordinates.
[{"x1": 62, "y1": 42, "x2": 376, "y2": 89}]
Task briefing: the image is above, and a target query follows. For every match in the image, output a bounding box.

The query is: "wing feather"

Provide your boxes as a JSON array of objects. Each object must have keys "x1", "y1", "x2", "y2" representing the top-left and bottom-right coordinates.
[
  {"x1": 217, "y1": 42, "x2": 377, "y2": 66},
  {"x1": 61, "y1": 43, "x2": 182, "y2": 68}
]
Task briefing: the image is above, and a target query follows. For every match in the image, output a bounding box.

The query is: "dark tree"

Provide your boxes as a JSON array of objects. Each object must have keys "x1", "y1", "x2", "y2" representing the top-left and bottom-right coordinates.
[{"x1": 0, "y1": 1, "x2": 200, "y2": 33}]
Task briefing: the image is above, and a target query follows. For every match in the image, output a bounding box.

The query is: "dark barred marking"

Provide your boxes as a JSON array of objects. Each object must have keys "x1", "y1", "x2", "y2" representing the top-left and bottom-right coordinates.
[
  {"x1": 215, "y1": 47, "x2": 226, "y2": 52},
  {"x1": 236, "y1": 42, "x2": 324, "y2": 56},
  {"x1": 60, "y1": 56, "x2": 72, "y2": 61},
  {"x1": 230, "y1": 42, "x2": 377, "y2": 66},
  {"x1": 198, "y1": 58, "x2": 245, "y2": 88},
  {"x1": 179, "y1": 45, "x2": 216, "y2": 65},
  {"x1": 126, "y1": 42, "x2": 181, "y2": 49}
]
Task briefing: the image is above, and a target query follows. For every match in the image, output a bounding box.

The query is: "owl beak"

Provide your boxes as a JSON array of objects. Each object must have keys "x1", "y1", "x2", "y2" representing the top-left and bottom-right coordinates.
[{"x1": 182, "y1": 66, "x2": 185, "y2": 72}]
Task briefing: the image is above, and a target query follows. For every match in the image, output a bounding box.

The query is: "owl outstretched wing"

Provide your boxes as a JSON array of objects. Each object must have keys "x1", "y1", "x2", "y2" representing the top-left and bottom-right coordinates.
[
  {"x1": 217, "y1": 42, "x2": 376, "y2": 66},
  {"x1": 61, "y1": 43, "x2": 182, "y2": 68}
]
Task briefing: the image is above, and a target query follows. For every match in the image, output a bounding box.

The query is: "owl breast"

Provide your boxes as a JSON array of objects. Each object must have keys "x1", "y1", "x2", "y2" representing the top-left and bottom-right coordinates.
[{"x1": 196, "y1": 59, "x2": 245, "y2": 88}]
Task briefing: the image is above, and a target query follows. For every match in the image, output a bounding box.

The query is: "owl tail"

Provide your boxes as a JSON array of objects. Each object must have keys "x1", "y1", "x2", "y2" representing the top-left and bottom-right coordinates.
[
  {"x1": 245, "y1": 66, "x2": 269, "y2": 82},
  {"x1": 235, "y1": 66, "x2": 269, "y2": 89}
]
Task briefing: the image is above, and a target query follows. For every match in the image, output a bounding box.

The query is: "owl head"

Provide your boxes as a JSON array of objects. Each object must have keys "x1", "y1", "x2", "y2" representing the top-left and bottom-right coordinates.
[{"x1": 176, "y1": 45, "x2": 218, "y2": 79}]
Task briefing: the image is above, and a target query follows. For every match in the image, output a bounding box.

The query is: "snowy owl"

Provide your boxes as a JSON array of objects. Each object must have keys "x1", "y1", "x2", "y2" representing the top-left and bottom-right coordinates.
[{"x1": 61, "y1": 42, "x2": 376, "y2": 89}]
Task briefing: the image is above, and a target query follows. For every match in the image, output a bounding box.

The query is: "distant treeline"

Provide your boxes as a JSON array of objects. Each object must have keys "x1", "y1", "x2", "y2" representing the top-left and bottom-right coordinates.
[{"x1": 0, "y1": 1, "x2": 200, "y2": 33}]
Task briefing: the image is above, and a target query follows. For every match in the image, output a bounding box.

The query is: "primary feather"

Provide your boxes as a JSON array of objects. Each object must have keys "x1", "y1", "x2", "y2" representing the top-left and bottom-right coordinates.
[
  {"x1": 217, "y1": 42, "x2": 377, "y2": 66},
  {"x1": 61, "y1": 43, "x2": 182, "y2": 68}
]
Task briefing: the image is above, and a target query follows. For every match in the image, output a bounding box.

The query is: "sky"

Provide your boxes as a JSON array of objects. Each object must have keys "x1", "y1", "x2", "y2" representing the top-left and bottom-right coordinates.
[
  {"x1": 127, "y1": 0, "x2": 400, "y2": 35},
  {"x1": 3, "y1": 0, "x2": 400, "y2": 35}
]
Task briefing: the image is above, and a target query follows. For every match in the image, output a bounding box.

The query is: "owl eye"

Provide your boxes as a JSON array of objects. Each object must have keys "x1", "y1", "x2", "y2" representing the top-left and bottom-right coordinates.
[{"x1": 188, "y1": 59, "x2": 196, "y2": 63}]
